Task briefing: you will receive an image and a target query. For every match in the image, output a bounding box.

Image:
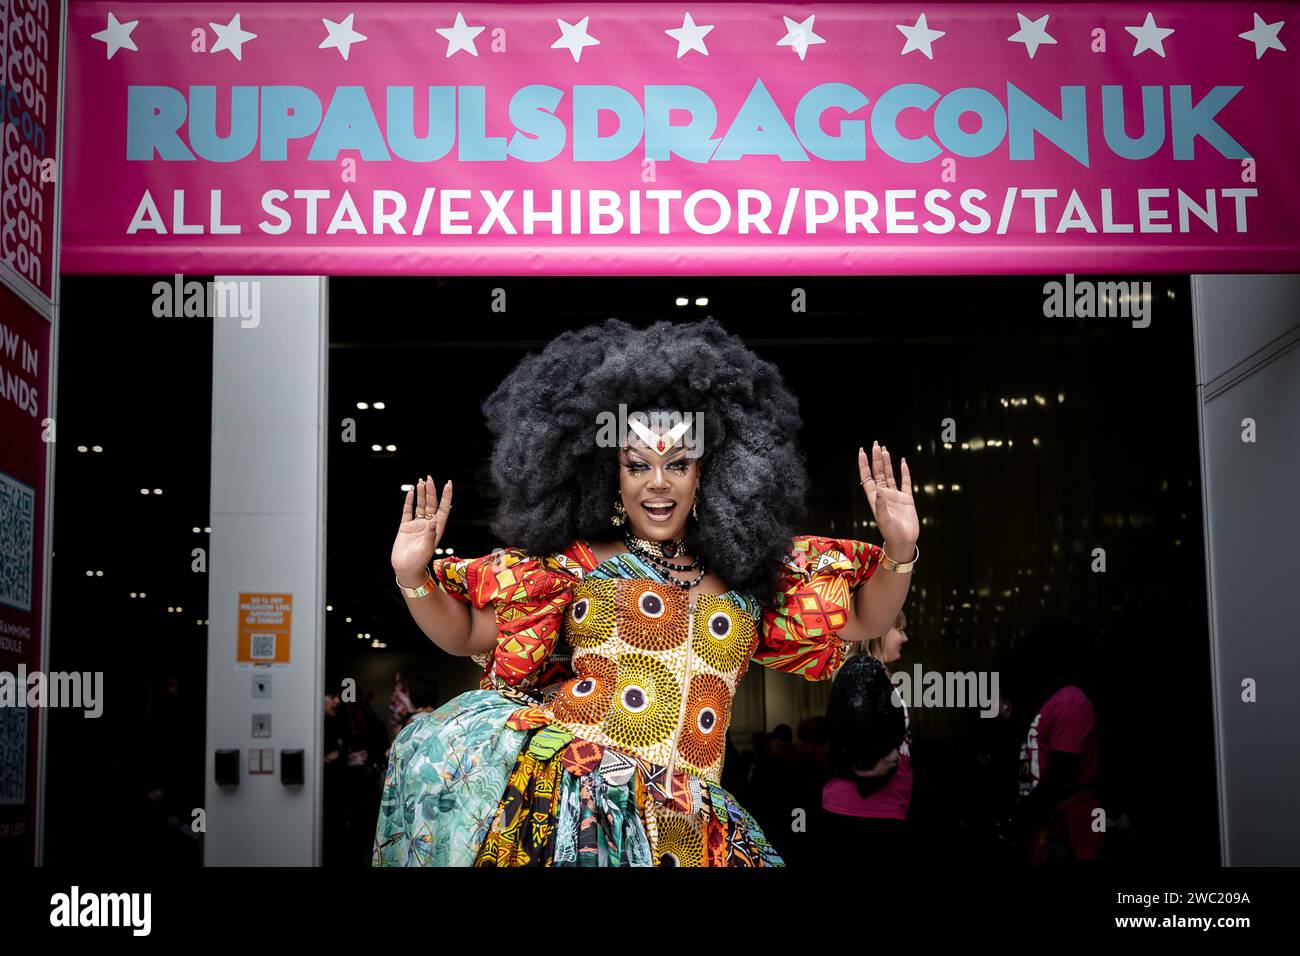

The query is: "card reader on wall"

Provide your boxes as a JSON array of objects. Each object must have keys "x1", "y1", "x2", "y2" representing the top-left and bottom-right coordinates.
[
  {"x1": 215, "y1": 749, "x2": 240, "y2": 786},
  {"x1": 281, "y1": 749, "x2": 305, "y2": 786}
]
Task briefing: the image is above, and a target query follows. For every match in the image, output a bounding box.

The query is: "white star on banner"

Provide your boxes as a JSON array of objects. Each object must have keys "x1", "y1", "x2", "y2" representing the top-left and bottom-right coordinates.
[
  {"x1": 1239, "y1": 12, "x2": 1286, "y2": 59},
  {"x1": 1008, "y1": 12, "x2": 1056, "y2": 58},
  {"x1": 552, "y1": 16, "x2": 600, "y2": 62},
  {"x1": 665, "y1": 12, "x2": 717, "y2": 58},
  {"x1": 210, "y1": 13, "x2": 257, "y2": 61},
  {"x1": 897, "y1": 12, "x2": 945, "y2": 59},
  {"x1": 1125, "y1": 12, "x2": 1174, "y2": 57},
  {"x1": 91, "y1": 12, "x2": 139, "y2": 59},
  {"x1": 666, "y1": 12, "x2": 713, "y2": 58},
  {"x1": 777, "y1": 14, "x2": 825, "y2": 60},
  {"x1": 436, "y1": 11, "x2": 485, "y2": 57},
  {"x1": 320, "y1": 13, "x2": 367, "y2": 60}
]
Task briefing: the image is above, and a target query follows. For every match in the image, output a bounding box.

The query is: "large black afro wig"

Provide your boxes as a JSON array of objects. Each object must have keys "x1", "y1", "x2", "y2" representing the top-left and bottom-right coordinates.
[{"x1": 481, "y1": 316, "x2": 810, "y2": 605}]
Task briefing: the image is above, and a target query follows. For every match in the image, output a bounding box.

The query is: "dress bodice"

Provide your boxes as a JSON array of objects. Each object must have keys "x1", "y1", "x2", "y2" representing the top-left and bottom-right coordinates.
[
  {"x1": 429, "y1": 533, "x2": 886, "y2": 786},
  {"x1": 548, "y1": 552, "x2": 762, "y2": 784}
]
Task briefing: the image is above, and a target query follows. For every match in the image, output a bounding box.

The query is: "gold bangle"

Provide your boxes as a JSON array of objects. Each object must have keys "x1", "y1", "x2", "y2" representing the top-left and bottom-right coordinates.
[
  {"x1": 396, "y1": 567, "x2": 436, "y2": 598},
  {"x1": 878, "y1": 544, "x2": 918, "y2": 573}
]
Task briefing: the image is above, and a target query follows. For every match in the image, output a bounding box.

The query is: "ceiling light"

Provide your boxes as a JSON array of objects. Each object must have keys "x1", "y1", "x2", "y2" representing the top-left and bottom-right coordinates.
[
  {"x1": 77, "y1": 445, "x2": 88, "y2": 453},
  {"x1": 92, "y1": 445, "x2": 103, "y2": 453},
  {"x1": 371, "y1": 444, "x2": 382, "y2": 452},
  {"x1": 675, "y1": 297, "x2": 688, "y2": 306},
  {"x1": 372, "y1": 402, "x2": 386, "y2": 410},
  {"x1": 356, "y1": 402, "x2": 369, "y2": 410},
  {"x1": 695, "y1": 297, "x2": 708, "y2": 306},
  {"x1": 153, "y1": 488, "x2": 163, "y2": 495},
  {"x1": 385, "y1": 444, "x2": 397, "y2": 452}
]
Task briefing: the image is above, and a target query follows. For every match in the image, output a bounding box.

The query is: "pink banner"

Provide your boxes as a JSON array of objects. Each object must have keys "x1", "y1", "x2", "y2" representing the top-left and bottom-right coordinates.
[{"x1": 62, "y1": 2, "x2": 1300, "y2": 275}]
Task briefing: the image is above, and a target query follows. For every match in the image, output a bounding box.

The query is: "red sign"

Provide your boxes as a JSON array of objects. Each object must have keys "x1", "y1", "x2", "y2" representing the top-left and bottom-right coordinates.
[{"x1": 0, "y1": 278, "x2": 51, "y2": 865}]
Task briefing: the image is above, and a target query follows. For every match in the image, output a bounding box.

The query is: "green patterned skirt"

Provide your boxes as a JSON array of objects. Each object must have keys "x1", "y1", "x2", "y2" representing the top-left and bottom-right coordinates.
[{"x1": 372, "y1": 689, "x2": 783, "y2": 867}]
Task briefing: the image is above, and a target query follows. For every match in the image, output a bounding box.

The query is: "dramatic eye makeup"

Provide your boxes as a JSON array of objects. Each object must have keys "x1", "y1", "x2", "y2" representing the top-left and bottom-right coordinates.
[{"x1": 621, "y1": 452, "x2": 690, "y2": 474}]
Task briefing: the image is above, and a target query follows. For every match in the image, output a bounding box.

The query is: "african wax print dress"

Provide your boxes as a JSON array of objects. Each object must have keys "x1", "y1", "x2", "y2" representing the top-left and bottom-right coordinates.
[{"x1": 372, "y1": 534, "x2": 884, "y2": 867}]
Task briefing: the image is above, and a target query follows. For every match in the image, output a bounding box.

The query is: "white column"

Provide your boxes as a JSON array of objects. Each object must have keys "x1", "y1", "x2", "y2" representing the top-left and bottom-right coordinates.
[{"x1": 204, "y1": 276, "x2": 328, "y2": 865}]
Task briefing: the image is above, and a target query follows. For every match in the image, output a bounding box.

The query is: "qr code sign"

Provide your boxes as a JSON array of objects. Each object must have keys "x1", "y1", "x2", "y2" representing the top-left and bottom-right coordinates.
[
  {"x1": 0, "y1": 706, "x2": 27, "y2": 805},
  {"x1": 0, "y1": 471, "x2": 35, "y2": 612},
  {"x1": 250, "y1": 633, "x2": 277, "y2": 659}
]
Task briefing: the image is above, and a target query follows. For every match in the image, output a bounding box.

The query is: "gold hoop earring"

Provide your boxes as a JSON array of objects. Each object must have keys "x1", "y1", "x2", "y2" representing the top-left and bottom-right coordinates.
[{"x1": 611, "y1": 497, "x2": 627, "y2": 526}]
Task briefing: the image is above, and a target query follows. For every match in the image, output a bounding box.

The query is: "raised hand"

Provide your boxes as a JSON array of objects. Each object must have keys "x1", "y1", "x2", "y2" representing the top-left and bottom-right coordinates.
[
  {"x1": 857, "y1": 442, "x2": 919, "y2": 552},
  {"x1": 391, "y1": 475, "x2": 453, "y2": 587}
]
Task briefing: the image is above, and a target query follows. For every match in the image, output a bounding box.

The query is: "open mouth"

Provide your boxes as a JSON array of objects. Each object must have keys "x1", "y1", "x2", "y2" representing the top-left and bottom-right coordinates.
[{"x1": 641, "y1": 500, "x2": 677, "y2": 522}]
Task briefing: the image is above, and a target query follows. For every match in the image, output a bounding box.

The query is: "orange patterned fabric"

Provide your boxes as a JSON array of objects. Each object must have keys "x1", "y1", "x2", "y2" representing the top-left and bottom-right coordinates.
[
  {"x1": 431, "y1": 542, "x2": 596, "y2": 690},
  {"x1": 431, "y1": 534, "x2": 880, "y2": 691},
  {"x1": 754, "y1": 535, "x2": 884, "y2": 680},
  {"x1": 505, "y1": 705, "x2": 553, "y2": 730}
]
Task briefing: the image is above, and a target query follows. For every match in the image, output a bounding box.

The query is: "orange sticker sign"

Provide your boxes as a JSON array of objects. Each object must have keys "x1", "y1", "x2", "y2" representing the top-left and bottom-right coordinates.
[{"x1": 237, "y1": 593, "x2": 292, "y2": 668}]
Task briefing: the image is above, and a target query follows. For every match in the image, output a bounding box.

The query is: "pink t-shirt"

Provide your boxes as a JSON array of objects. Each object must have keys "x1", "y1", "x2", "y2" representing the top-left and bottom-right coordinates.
[
  {"x1": 822, "y1": 699, "x2": 912, "y2": 820},
  {"x1": 1018, "y1": 685, "x2": 1102, "y2": 859}
]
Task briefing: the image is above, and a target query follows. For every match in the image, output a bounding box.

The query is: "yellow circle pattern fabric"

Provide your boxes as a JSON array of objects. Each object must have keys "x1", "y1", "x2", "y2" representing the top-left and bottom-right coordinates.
[
  {"x1": 690, "y1": 591, "x2": 757, "y2": 674},
  {"x1": 564, "y1": 578, "x2": 616, "y2": 648},
  {"x1": 549, "y1": 555, "x2": 766, "y2": 784},
  {"x1": 604, "y1": 653, "x2": 682, "y2": 750},
  {"x1": 654, "y1": 811, "x2": 706, "y2": 867}
]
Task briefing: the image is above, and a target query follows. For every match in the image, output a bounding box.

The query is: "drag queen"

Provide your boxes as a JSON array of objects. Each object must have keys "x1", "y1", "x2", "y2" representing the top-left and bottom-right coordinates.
[{"x1": 373, "y1": 317, "x2": 919, "y2": 866}]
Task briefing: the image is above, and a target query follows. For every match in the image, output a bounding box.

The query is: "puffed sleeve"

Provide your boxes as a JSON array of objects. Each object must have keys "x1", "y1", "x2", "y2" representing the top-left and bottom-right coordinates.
[
  {"x1": 753, "y1": 534, "x2": 885, "y2": 681},
  {"x1": 430, "y1": 548, "x2": 583, "y2": 690}
]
